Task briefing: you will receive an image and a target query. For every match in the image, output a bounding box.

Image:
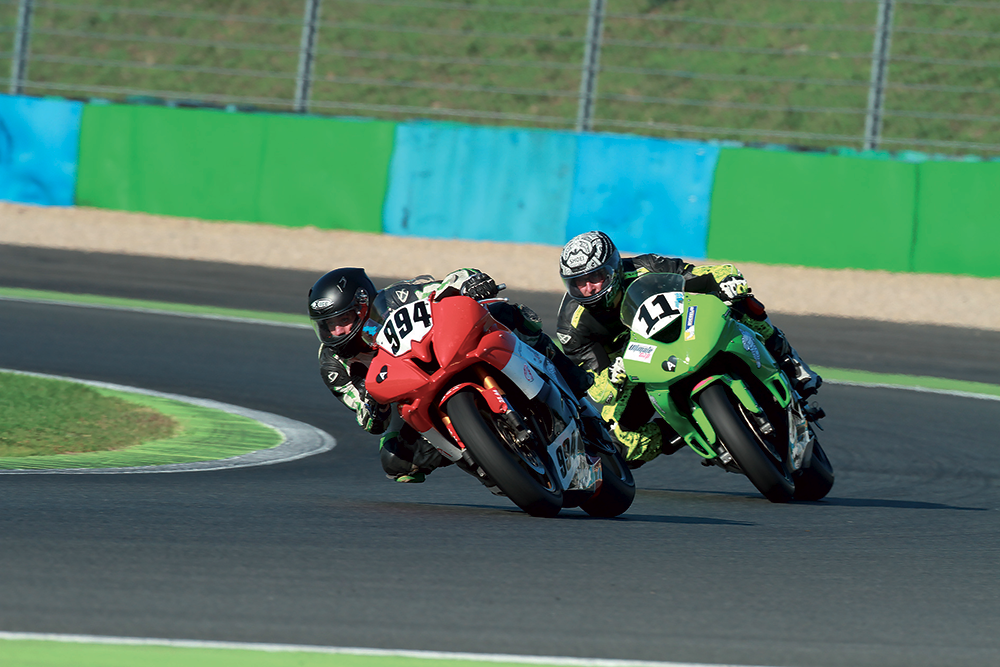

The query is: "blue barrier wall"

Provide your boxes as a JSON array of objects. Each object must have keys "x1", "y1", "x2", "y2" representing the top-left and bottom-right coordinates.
[
  {"x1": 382, "y1": 122, "x2": 578, "y2": 245},
  {"x1": 0, "y1": 95, "x2": 83, "y2": 206},
  {"x1": 567, "y1": 135, "x2": 720, "y2": 258},
  {"x1": 383, "y1": 121, "x2": 720, "y2": 255}
]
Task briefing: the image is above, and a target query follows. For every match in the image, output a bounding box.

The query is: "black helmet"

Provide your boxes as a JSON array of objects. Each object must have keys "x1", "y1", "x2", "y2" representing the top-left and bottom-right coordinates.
[
  {"x1": 559, "y1": 231, "x2": 622, "y2": 309},
  {"x1": 307, "y1": 268, "x2": 377, "y2": 354}
]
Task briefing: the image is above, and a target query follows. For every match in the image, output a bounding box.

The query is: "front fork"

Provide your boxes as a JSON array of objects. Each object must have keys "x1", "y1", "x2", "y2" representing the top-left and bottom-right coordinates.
[{"x1": 649, "y1": 368, "x2": 795, "y2": 467}]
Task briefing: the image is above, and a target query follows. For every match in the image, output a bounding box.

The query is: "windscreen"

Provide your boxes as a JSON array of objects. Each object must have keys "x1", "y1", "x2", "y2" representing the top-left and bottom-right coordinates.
[{"x1": 620, "y1": 273, "x2": 686, "y2": 341}]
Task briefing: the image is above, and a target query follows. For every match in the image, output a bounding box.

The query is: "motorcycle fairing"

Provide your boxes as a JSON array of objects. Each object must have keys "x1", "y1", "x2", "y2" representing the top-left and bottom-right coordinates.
[
  {"x1": 486, "y1": 333, "x2": 546, "y2": 400},
  {"x1": 508, "y1": 336, "x2": 578, "y2": 402},
  {"x1": 624, "y1": 293, "x2": 795, "y2": 460}
]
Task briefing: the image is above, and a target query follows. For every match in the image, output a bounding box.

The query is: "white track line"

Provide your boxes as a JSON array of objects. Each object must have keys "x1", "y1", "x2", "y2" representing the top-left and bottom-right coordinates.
[{"x1": 825, "y1": 378, "x2": 1000, "y2": 402}]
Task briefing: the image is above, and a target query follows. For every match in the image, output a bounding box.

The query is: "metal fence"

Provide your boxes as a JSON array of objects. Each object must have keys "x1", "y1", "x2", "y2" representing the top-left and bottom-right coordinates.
[{"x1": 3, "y1": 0, "x2": 1000, "y2": 156}]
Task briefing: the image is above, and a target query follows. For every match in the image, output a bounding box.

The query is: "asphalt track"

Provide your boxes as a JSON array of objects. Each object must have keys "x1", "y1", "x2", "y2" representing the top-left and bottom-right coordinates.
[{"x1": 1, "y1": 246, "x2": 999, "y2": 667}]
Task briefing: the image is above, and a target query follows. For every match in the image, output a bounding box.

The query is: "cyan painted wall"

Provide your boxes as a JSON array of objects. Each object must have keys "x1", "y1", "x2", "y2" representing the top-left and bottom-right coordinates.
[
  {"x1": 0, "y1": 95, "x2": 82, "y2": 206},
  {"x1": 382, "y1": 122, "x2": 577, "y2": 245},
  {"x1": 567, "y1": 134, "x2": 720, "y2": 258},
  {"x1": 383, "y1": 122, "x2": 720, "y2": 256}
]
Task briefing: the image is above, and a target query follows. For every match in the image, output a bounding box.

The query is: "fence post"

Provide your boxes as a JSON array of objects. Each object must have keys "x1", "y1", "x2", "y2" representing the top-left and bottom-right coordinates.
[
  {"x1": 575, "y1": 0, "x2": 606, "y2": 132},
  {"x1": 9, "y1": 0, "x2": 34, "y2": 95},
  {"x1": 863, "y1": 0, "x2": 895, "y2": 151},
  {"x1": 294, "y1": 0, "x2": 322, "y2": 113}
]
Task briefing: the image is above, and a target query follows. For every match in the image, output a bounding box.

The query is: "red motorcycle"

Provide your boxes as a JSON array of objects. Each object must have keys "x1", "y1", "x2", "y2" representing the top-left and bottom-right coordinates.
[{"x1": 362, "y1": 289, "x2": 635, "y2": 518}]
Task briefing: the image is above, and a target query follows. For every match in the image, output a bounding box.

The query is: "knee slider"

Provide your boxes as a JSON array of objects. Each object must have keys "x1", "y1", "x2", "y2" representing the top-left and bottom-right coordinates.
[{"x1": 379, "y1": 434, "x2": 417, "y2": 476}]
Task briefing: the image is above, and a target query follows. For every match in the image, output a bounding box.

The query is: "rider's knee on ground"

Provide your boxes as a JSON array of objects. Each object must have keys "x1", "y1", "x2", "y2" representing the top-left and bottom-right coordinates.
[
  {"x1": 379, "y1": 432, "x2": 418, "y2": 476},
  {"x1": 380, "y1": 426, "x2": 449, "y2": 477}
]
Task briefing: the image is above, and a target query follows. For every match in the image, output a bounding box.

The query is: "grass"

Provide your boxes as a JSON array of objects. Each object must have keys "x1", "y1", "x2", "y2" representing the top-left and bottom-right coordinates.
[
  {"x1": 0, "y1": 372, "x2": 177, "y2": 457},
  {"x1": 2, "y1": 0, "x2": 999, "y2": 155}
]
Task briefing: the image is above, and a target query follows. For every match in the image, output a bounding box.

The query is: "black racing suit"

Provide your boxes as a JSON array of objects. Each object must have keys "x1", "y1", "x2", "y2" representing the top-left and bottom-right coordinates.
[
  {"x1": 319, "y1": 269, "x2": 591, "y2": 481},
  {"x1": 555, "y1": 254, "x2": 797, "y2": 463}
]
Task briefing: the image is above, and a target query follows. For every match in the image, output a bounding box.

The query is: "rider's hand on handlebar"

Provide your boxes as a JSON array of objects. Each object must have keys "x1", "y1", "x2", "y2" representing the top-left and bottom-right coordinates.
[
  {"x1": 358, "y1": 392, "x2": 391, "y2": 435},
  {"x1": 461, "y1": 272, "x2": 500, "y2": 301},
  {"x1": 586, "y1": 357, "x2": 628, "y2": 404},
  {"x1": 609, "y1": 356, "x2": 627, "y2": 386}
]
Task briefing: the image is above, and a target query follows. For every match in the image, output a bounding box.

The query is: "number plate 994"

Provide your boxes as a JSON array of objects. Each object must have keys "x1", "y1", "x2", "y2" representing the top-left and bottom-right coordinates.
[{"x1": 376, "y1": 299, "x2": 434, "y2": 355}]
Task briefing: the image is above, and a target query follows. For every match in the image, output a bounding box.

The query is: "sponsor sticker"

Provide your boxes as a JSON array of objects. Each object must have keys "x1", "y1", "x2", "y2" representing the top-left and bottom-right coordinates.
[
  {"x1": 311, "y1": 298, "x2": 333, "y2": 311},
  {"x1": 663, "y1": 355, "x2": 678, "y2": 372},
  {"x1": 741, "y1": 331, "x2": 762, "y2": 368},
  {"x1": 684, "y1": 305, "x2": 697, "y2": 341},
  {"x1": 624, "y1": 341, "x2": 656, "y2": 363},
  {"x1": 524, "y1": 364, "x2": 534, "y2": 382}
]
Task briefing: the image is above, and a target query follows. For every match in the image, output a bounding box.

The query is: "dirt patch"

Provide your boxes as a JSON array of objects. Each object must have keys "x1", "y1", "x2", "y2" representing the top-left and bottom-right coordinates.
[{"x1": 2, "y1": 201, "x2": 998, "y2": 331}]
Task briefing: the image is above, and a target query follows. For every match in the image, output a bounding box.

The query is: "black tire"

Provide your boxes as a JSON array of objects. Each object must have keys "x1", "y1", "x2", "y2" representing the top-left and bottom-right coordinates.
[
  {"x1": 793, "y1": 438, "x2": 835, "y2": 501},
  {"x1": 579, "y1": 448, "x2": 636, "y2": 517},
  {"x1": 698, "y1": 384, "x2": 794, "y2": 503},
  {"x1": 446, "y1": 391, "x2": 563, "y2": 517}
]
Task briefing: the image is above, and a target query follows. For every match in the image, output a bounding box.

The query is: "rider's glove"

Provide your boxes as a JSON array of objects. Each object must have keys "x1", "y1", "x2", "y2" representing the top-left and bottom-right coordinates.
[
  {"x1": 358, "y1": 393, "x2": 392, "y2": 435},
  {"x1": 586, "y1": 357, "x2": 628, "y2": 404},
  {"x1": 461, "y1": 272, "x2": 499, "y2": 301},
  {"x1": 609, "y1": 356, "x2": 627, "y2": 384}
]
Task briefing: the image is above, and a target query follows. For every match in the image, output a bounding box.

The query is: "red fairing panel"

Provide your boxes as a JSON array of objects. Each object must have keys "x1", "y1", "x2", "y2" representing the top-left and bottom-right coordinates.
[{"x1": 364, "y1": 297, "x2": 516, "y2": 434}]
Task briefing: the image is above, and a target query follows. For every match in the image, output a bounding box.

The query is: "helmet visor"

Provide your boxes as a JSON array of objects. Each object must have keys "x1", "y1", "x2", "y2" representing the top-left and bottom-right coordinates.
[
  {"x1": 565, "y1": 266, "x2": 615, "y2": 302},
  {"x1": 313, "y1": 309, "x2": 360, "y2": 344}
]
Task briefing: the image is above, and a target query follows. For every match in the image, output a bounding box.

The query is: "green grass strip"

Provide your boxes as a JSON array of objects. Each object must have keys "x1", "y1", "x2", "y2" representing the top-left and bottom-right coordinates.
[
  {"x1": 813, "y1": 365, "x2": 1000, "y2": 399},
  {"x1": 0, "y1": 385, "x2": 282, "y2": 470},
  {"x1": 0, "y1": 638, "x2": 585, "y2": 667},
  {"x1": 0, "y1": 286, "x2": 307, "y2": 327}
]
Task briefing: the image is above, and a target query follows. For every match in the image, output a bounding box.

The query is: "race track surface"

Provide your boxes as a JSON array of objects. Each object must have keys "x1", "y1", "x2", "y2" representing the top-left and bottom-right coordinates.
[{"x1": 1, "y1": 246, "x2": 999, "y2": 667}]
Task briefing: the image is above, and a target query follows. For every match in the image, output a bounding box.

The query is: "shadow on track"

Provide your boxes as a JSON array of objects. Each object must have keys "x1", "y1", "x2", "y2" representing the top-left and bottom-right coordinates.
[{"x1": 821, "y1": 497, "x2": 989, "y2": 512}]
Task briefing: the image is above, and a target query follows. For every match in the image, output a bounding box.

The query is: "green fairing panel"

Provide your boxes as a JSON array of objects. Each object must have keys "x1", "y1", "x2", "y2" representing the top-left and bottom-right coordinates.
[{"x1": 621, "y1": 290, "x2": 792, "y2": 458}]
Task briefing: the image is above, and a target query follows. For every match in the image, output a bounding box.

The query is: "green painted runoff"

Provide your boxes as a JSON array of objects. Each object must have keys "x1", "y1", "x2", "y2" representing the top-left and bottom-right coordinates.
[
  {"x1": 0, "y1": 639, "x2": 550, "y2": 667},
  {"x1": 0, "y1": 374, "x2": 282, "y2": 470}
]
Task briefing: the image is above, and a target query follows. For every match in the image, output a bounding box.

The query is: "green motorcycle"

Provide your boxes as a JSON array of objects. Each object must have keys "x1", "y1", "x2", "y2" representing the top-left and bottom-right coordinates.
[{"x1": 618, "y1": 273, "x2": 834, "y2": 503}]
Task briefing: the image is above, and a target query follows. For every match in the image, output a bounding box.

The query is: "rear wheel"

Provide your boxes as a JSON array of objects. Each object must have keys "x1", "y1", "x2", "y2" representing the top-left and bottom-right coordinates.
[
  {"x1": 579, "y1": 447, "x2": 635, "y2": 518},
  {"x1": 793, "y1": 438, "x2": 835, "y2": 501},
  {"x1": 447, "y1": 390, "x2": 563, "y2": 517},
  {"x1": 698, "y1": 384, "x2": 794, "y2": 503}
]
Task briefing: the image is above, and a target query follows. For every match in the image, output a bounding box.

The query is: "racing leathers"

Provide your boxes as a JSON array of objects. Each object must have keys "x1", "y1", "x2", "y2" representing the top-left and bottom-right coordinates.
[
  {"x1": 555, "y1": 254, "x2": 821, "y2": 465},
  {"x1": 319, "y1": 268, "x2": 592, "y2": 483}
]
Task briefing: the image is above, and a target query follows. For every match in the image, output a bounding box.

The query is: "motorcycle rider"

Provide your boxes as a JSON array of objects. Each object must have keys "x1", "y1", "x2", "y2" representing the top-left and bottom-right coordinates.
[
  {"x1": 309, "y1": 267, "x2": 593, "y2": 484},
  {"x1": 555, "y1": 230, "x2": 822, "y2": 468}
]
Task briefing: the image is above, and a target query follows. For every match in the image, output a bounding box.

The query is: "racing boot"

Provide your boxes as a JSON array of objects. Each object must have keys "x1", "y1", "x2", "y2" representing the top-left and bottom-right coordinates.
[{"x1": 765, "y1": 328, "x2": 823, "y2": 399}]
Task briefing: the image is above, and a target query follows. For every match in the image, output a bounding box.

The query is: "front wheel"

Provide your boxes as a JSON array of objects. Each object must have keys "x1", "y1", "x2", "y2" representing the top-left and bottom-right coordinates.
[
  {"x1": 446, "y1": 390, "x2": 563, "y2": 517},
  {"x1": 698, "y1": 384, "x2": 794, "y2": 503},
  {"x1": 579, "y1": 447, "x2": 636, "y2": 518},
  {"x1": 793, "y1": 438, "x2": 835, "y2": 501}
]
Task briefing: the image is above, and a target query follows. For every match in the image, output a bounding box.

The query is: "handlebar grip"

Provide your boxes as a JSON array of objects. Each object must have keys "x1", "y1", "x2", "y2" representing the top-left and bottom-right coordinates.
[{"x1": 497, "y1": 283, "x2": 506, "y2": 292}]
